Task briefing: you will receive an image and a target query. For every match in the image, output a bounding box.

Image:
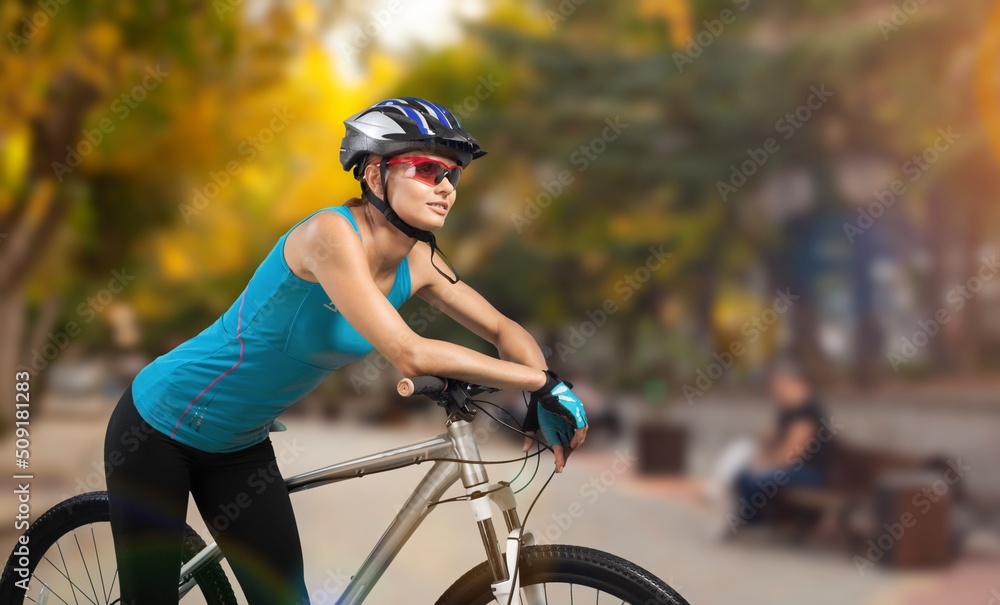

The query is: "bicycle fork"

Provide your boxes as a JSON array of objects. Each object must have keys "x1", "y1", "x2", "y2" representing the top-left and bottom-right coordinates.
[{"x1": 448, "y1": 420, "x2": 544, "y2": 605}]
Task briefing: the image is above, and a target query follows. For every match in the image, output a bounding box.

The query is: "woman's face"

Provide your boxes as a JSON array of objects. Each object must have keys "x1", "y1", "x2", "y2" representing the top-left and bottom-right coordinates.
[{"x1": 365, "y1": 151, "x2": 461, "y2": 231}]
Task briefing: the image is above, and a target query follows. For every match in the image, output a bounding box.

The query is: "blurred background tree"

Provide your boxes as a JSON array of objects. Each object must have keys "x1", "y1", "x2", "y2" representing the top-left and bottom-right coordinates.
[
  {"x1": 1, "y1": 0, "x2": 998, "y2": 430},
  {"x1": 391, "y1": 0, "x2": 1000, "y2": 388},
  {"x1": 0, "y1": 0, "x2": 370, "y2": 422}
]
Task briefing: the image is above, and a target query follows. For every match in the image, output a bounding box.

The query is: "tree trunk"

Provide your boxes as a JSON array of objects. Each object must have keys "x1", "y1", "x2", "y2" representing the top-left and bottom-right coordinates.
[
  {"x1": 24, "y1": 295, "x2": 65, "y2": 362},
  {"x1": 0, "y1": 289, "x2": 26, "y2": 434},
  {"x1": 0, "y1": 69, "x2": 99, "y2": 432}
]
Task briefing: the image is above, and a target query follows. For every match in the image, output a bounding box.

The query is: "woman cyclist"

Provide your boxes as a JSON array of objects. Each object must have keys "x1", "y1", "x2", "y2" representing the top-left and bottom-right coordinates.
[{"x1": 104, "y1": 97, "x2": 589, "y2": 605}]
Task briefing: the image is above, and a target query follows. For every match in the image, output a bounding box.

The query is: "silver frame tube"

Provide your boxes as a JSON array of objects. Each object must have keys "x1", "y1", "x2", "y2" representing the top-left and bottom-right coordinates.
[
  {"x1": 337, "y1": 458, "x2": 461, "y2": 603},
  {"x1": 178, "y1": 420, "x2": 491, "y2": 605},
  {"x1": 285, "y1": 434, "x2": 455, "y2": 493}
]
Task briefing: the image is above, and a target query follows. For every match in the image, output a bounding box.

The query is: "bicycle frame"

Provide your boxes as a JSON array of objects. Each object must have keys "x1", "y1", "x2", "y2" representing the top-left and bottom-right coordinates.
[{"x1": 177, "y1": 417, "x2": 535, "y2": 605}]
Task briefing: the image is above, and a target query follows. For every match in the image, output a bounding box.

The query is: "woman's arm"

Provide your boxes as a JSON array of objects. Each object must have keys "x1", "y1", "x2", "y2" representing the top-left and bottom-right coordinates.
[
  {"x1": 297, "y1": 212, "x2": 546, "y2": 391},
  {"x1": 759, "y1": 419, "x2": 816, "y2": 468},
  {"x1": 408, "y1": 238, "x2": 588, "y2": 471},
  {"x1": 411, "y1": 255, "x2": 547, "y2": 370}
]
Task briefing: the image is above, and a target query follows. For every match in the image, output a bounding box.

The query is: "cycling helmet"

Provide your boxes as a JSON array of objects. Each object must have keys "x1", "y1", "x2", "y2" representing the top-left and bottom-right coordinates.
[
  {"x1": 341, "y1": 97, "x2": 486, "y2": 177},
  {"x1": 339, "y1": 97, "x2": 487, "y2": 283}
]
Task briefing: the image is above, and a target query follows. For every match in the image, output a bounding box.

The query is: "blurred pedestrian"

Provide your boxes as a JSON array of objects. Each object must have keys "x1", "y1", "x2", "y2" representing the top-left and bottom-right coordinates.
[{"x1": 730, "y1": 360, "x2": 833, "y2": 529}]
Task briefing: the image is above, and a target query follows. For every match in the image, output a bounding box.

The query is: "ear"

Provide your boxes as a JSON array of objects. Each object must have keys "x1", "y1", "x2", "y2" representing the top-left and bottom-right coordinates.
[{"x1": 363, "y1": 161, "x2": 384, "y2": 197}]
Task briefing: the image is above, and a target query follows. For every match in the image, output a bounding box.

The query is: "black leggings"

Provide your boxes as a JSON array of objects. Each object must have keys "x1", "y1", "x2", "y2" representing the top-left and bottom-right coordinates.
[{"x1": 104, "y1": 385, "x2": 310, "y2": 604}]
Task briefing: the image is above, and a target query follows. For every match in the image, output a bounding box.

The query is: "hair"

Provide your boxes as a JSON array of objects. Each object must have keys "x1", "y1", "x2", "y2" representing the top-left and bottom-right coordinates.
[
  {"x1": 345, "y1": 154, "x2": 383, "y2": 207},
  {"x1": 767, "y1": 357, "x2": 813, "y2": 388}
]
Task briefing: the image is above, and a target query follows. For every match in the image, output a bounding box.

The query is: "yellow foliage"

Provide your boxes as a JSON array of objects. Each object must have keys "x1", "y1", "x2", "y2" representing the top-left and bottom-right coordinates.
[
  {"x1": 488, "y1": 0, "x2": 551, "y2": 37},
  {"x1": 155, "y1": 232, "x2": 197, "y2": 282},
  {"x1": 130, "y1": 288, "x2": 164, "y2": 320},
  {"x1": 203, "y1": 212, "x2": 249, "y2": 274},
  {"x1": 609, "y1": 212, "x2": 674, "y2": 242},
  {"x1": 64, "y1": 23, "x2": 123, "y2": 94},
  {"x1": 365, "y1": 51, "x2": 404, "y2": 95},
  {"x1": 291, "y1": 0, "x2": 320, "y2": 35},
  {"x1": 83, "y1": 20, "x2": 122, "y2": 60},
  {"x1": 154, "y1": 216, "x2": 246, "y2": 281},
  {"x1": 712, "y1": 287, "x2": 777, "y2": 362},
  {"x1": 713, "y1": 288, "x2": 759, "y2": 330},
  {"x1": 267, "y1": 40, "x2": 401, "y2": 227},
  {"x1": 639, "y1": 0, "x2": 692, "y2": 48},
  {"x1": 0, "y1": 54, "x2": 43, "y2": 130},
  {"x1": 0, "y1": 126, "x2": 30, "y2": 197}
]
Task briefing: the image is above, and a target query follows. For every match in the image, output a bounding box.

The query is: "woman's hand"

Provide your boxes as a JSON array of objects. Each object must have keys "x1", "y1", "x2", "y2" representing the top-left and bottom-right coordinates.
[{"x1": 522, "y1": 371, "x2": 589, "y2": 472}]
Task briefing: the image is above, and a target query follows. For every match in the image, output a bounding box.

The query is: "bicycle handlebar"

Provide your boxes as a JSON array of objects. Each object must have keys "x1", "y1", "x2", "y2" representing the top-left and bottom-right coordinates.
[
  {"x1": 397, "y1": 375, "x2": 501, "y2": 399},
  {"x1": 397, "y1": 376, "x2": 447, "y2": 397}
]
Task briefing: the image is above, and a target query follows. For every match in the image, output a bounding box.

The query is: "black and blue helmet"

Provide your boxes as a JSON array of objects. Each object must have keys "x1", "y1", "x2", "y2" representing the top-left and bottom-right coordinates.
[{"x1": 340, "y1": 97, "x2": 486, "y2": 178}]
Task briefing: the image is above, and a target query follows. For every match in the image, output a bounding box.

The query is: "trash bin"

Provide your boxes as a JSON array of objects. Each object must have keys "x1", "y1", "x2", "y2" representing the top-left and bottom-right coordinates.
[
  {"x1": 636, "y1": 421, "x2": 687, "y2": 475},
  {"x1": 873, "y1": 470, "x2": 954, "y2": 568}
]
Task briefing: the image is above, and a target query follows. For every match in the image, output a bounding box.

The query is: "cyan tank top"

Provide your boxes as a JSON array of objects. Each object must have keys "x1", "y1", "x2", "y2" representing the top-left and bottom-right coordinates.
[{"x1": 132, "y1": 205, "x2": 411, "y2": 452}]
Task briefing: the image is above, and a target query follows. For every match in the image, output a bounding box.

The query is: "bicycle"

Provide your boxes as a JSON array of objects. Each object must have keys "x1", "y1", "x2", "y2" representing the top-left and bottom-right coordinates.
[{"x1": 1, "y1": 375, "x2": 691, "y2": 605}]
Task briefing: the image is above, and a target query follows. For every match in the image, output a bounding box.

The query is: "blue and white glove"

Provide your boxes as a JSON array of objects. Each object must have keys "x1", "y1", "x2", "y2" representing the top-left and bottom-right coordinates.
[{"x1": 523, "y1": 370, "x2": 588, "y2": 460}]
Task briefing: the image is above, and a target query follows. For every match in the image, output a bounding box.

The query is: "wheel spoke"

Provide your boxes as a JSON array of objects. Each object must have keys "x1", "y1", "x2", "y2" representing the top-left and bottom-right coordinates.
[
  {"x1": 89, "y1": 525, "x2": 109, "y2": 603},
  {"x1": 54, "y1": 542, "x2": 82, "y2": 605},
  {"x1": 109, "y1": 568, "x2": 118, "y2": 598},
  {"x1": 72, "y1": 531, "x2": 100, "y2": 604},
  {"x1": 18, "y1": 494, "x2": 234, "y2": 605},
  {"x1": 29, "y1": 575, "x2": 73, "y2": 605},
  {"x1": 40, "y1": 553, "x2": 99, "y2": 605}
]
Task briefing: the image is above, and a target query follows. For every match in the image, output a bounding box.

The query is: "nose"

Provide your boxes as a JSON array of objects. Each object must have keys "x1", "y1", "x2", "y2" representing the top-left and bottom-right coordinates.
[{"x1": 434, "y1": 176, "x2": 456, "y2": 195}]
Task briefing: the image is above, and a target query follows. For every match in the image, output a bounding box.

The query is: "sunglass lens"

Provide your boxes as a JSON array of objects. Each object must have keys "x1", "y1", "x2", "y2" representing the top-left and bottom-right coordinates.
[{"x1": 399, "y1": 158, "x2": 462, "y2": 187}]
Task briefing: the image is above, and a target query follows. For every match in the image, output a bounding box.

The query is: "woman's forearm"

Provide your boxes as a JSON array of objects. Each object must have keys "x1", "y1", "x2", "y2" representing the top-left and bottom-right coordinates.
[
  {"x1": 398, "y1": 335, "x2": 547, "y2": 392},
  {"x1": 495, "y1": 318, "x2": 548, "y2": 370}
]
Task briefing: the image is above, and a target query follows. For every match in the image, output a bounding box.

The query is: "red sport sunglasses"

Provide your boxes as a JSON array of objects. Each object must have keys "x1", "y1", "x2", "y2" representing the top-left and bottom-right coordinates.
[{"x1": 386, "y1": 156, "x2": 463, "y2": 188}]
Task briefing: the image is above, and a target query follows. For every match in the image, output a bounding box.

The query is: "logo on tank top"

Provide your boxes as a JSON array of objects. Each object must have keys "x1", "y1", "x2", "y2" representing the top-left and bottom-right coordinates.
[{"x1": 324, "y1": 301, "x2": 338, "y2": 313}]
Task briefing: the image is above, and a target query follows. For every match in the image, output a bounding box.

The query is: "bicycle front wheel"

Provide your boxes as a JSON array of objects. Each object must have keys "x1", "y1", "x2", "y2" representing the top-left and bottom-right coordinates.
[
  {"x1": 0, "y1": 491, "x2": 237, "y2": 605},
  {"x1": 437, "y1": 544, "x2": 690, "y2": 605}
]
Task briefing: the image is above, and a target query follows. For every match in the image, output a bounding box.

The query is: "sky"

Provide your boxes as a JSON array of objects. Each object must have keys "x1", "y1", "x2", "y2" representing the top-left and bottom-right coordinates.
[{"x1": 322, "y1": 0, "x2": 489, "y2": 83}]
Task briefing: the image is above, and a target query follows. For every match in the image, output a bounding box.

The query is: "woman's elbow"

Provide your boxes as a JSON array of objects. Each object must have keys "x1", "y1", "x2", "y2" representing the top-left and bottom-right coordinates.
[{"x1": 386, "y1": 337, "x2": 432, "y2": 377}]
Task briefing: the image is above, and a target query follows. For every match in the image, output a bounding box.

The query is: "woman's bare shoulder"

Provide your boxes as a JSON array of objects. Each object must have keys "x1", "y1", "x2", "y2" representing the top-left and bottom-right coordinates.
[{"x1": 283, "y1": 208, "x2": 362, "y2": 281}]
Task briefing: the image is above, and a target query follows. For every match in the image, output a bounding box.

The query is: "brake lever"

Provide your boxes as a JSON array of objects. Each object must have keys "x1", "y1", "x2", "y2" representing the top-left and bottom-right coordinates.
[{"x1": 463, "y1": 382, "x2": 501, "y2": 396}]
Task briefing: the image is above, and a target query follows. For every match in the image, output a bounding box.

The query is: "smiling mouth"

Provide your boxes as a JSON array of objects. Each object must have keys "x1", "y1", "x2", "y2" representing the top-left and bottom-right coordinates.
[{"x1": 427, "y1": 202, "x2": 449, "y2": 215}]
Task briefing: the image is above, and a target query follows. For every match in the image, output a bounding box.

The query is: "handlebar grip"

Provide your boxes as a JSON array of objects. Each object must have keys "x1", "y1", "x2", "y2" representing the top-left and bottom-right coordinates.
[{"x1": 397, "y1": 376, "x2": 447, "y2": 397}]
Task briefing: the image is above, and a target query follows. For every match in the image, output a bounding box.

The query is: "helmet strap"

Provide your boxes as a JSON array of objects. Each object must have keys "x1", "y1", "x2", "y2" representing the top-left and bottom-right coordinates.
[{"x1": 361, "y1": 158, "x2": 461, "y2": 284}]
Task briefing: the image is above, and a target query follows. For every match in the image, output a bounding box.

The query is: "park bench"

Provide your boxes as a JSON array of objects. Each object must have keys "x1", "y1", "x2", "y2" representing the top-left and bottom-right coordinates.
[{"x1": 771, "y1": 440, "x2": 961, "y2": 567}]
